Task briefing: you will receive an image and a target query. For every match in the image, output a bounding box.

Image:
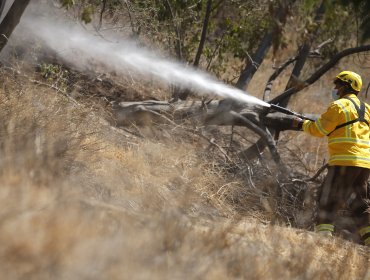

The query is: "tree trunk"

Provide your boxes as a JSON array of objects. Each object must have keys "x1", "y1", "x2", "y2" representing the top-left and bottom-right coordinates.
[
  {"x1": 277, "y1": 1, "x2": 325, "y2": 109},
  {"x1": 193, "y1": 0, "x2": 212, "y2": 67},
  {"x1": 272, "y1": 43, "x2": 311, "y2": 140},
  {"x1": 235, "y1": 33, "x2": 274, "y2": 89},
  {"x1": 0, "y1": 0, "x2": 31, "y2": 53},
  {"x1": 173, "y1": 0, "x2": 212, "y2": 101},
  {"x1": 235, "y1": 0, "x2": 296, "y2": 90}
]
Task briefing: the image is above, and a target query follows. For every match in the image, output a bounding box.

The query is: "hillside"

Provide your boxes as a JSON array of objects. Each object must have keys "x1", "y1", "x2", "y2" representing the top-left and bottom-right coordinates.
[
  {"x1": 1, "y1": 65, "x2": 369, "y2": 279},
  {"x1": 0, "y1": 1, "x2": 369, "y2": 280}
]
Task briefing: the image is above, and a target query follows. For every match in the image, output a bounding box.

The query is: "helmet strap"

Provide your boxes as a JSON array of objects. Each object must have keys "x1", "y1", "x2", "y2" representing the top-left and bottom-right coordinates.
[{"x1": 342, "y1": 84, "x2": 357, "y2": 94}]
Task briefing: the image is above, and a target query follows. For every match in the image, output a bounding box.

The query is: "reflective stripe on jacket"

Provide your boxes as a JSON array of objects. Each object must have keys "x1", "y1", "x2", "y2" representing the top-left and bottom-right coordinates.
[{"x1": 302, "y1": 93, "x2": 370, "y2": 169}]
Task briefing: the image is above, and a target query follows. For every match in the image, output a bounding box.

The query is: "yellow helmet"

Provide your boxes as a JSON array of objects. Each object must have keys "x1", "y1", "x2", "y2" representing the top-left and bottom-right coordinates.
[{"x1": 335, "y1": 71, "x2": 362, "y2": 92}]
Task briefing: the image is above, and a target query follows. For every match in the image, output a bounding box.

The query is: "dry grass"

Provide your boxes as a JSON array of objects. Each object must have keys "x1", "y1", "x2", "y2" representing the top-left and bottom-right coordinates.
[{"x1": 0, "y1": 65, "x2": 369, "y2": 280}]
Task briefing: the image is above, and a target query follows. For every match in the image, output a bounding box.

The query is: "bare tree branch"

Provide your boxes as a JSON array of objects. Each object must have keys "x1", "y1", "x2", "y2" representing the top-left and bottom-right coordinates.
[
  {"x1": 235, "y1": 0, "x2": 297, "y2": 90},
  {"x1": 123, "y1": 0, "x2": 140, "y2": 37},
  {"x1": 229, "y1": 111, "x2": 285, "y2": 171},
  {"x1": 270, "y1": 44, "x2": 370, "y2": 105},
  {"x1": 277, "y1": 1, "x2": 325, "y2": 109},
  {"x1": 309, "y1": 38, "x2": 334, "y2": 57},
  {"x1": 195, "y1": 131, "x2": 233, "y2": 162},
  {"x1": 238, "y1": 134, "x2": 269, "y2": 162},
  {"x1": 206, "y1": 32, "x2": 225, "y2": 70},
  {"x1": 263, "y1": 38, "x2": 333, "y2": 102},
  {"x1": 263, "y1": 56, "x2": 297, "y2": 101}
]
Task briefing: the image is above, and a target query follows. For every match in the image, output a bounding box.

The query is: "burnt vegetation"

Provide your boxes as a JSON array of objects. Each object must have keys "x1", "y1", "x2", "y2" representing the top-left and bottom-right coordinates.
[{"x1": 0, "y1": 0, "x2": 369, "y2": 279}]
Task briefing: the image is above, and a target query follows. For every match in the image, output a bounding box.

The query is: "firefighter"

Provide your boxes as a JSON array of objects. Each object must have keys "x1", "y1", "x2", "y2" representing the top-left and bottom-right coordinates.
[{"x1": 294, "y1": 71, "x2": 370, "y2": 246}]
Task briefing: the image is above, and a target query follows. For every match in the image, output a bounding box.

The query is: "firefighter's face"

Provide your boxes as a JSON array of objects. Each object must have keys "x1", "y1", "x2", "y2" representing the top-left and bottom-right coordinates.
[{"x1": 334, "y1": 81, "x2": 346, "y2": 96}]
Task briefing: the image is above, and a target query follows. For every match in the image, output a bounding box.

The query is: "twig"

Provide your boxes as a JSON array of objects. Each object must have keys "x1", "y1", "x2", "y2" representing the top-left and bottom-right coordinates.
[
  {"x1": 129, "y1": 122, "x2": 145, "y2": 138},
  {"x1": 245, "y1": 50, "x2": 259, "y2": 70},
  {"x1": 201, "y1": 134, "x2": 233, "y2": 163},
  {"x1": 144, "y1": 108, "x2": 178, "y2": 126},
  {"x1": 206, "y1": 33, "x2": 225, "y2": 71},
  {"x1": 263, "y1": 56, "x2": 297, "y2": 101},
  {"x1": 232, "y1": 130, "x2": 256, "y2": 145},
  {"x1": 264, "y1": 38, "x2": 332, "y2": 102},
  {"x1": 163, "y1": 0, "x2": 182, "y2": 60},
  {"x1": 309, "y1": 38, "x2": 334, "y2": 57},
  {"x1": 120, "y1": 127, "x2": 144, "y2": 138},
  {"x1": 245, "y1": 165, "x2": 256, "y2": 188},
  {"x1": 284, "y1": 144, "x2": 311, "y2": 172},
  {"x1": 183, "y1": 127, "x2": 233, "y2": 163},
  {"x1": 30, "y1": 79, "x2": 80, "y2": 106},
  {"x1": 292, "y1": 163, "x2": 328, "y2": 183},
  {"x1": 228, "y1": 125, "x2": 234, "y2": 153},
  {"x1": 229, "y1": 111, "x2": 285, "y2": 170},
  {"x1": 123, "y1": 0, "x2": 138, "y2": 36},
  {"x1": 307, "y1": 163, "x2": 328, "y2": 182}
]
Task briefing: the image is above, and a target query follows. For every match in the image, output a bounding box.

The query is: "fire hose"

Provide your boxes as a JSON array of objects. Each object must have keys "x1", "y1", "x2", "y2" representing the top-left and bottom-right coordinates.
[{"x1": 269, "y1": 104, "x2": 315, "y2": 122}]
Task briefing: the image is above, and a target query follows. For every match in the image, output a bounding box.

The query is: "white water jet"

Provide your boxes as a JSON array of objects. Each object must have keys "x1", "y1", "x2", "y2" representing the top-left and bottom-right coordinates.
[{"x1": 19, "y1": 14, "x2": 269, "y2": 108}]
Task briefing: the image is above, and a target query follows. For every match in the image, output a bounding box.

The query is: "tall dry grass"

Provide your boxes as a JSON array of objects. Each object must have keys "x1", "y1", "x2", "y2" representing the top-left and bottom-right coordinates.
[{"x1": 0, "y1": 67, "x2": 369, "y2": 280}]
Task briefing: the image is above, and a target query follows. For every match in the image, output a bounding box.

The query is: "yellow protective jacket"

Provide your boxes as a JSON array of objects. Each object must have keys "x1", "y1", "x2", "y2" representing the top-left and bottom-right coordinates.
[{"x1": 302, "y1": 93, "x2": 370, "y2": 169}]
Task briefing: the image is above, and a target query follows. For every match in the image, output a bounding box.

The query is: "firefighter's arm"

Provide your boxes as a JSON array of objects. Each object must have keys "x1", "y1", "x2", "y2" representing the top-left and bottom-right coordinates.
[{"x1": 302, "y1": 102, "x2": 341, "y2": 137}]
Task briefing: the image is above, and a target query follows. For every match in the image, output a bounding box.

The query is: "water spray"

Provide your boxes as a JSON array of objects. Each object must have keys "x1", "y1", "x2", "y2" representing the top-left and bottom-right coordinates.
[
  {"x1": 16, "y1": 14, "x2": 314, "y2": 122},
  {"x1": 16, "y1": 17, "x2": 269, "y2": 106}
]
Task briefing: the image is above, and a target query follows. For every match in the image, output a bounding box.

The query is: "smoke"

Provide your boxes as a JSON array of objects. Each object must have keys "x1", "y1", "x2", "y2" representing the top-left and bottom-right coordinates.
[{"x1": 14, "y1": 6, "x2": 269, "y2": 107}]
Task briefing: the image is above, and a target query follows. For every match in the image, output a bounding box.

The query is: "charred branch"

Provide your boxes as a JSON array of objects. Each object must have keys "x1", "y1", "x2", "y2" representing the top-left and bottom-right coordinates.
[
  {"x1": 113, "y1": 100, "x2": 313, "y2": 168},
  {"x1": 113, "y1": 100, "x2": 313, "y2": 130}
]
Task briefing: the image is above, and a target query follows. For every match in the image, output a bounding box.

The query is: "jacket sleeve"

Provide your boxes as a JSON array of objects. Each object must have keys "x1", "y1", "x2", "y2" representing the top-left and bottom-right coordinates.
[{"x1": 302, "y1": 102, "x2": 341, "y2": 137}]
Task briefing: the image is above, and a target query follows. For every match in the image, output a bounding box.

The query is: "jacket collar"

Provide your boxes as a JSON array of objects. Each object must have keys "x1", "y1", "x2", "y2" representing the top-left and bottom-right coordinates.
[{"x1": 341, "y1": 93, "x2": 357, "y2": 99}]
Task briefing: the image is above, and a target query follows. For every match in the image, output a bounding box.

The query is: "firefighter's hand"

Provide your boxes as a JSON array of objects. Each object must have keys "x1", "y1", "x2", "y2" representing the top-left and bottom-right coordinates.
[{"x1": 291, "y1": 117, "x2": 304, "y2": 131}]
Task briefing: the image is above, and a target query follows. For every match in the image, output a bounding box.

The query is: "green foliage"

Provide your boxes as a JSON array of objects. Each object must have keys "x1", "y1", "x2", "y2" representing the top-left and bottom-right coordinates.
[
  {"x1": 59, "y1": 0, "x2": 100, "y2": 23},
  {"x1": 40, "y1": 63, "x2": 70, "y2": 92},
  {"x1": 57, "y1": 0, "x2": 367, "y2": 84},
  {"x1": 338, "y1": 0, "x2": 370, "y2": 42},
  {"x1": 81, "y1": 6, "x2": 94, "y2": 24},
  {"x1": 58, "y1": 0, "x2": 271, "y2": 77},
  {"x1": 294, "y1": 0, "x2": 356, "y2": 57},
  {"x1": 303, "y1": 0, "x2": 317, "y2": 13},
  {"x1": 60, "y1": 0, "x2": 75, "y2": 9}
]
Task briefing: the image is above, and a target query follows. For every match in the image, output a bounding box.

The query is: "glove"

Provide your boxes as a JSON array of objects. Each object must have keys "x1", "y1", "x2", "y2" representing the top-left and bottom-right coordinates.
[{"x1": 292, "y1": 117, "x2": 304, "y2": 130}]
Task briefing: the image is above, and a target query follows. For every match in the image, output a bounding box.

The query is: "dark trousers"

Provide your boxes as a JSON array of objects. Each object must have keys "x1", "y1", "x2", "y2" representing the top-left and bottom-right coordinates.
[{"x1": 317, "y1": 166, "x2": 370, "y2": 232}]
